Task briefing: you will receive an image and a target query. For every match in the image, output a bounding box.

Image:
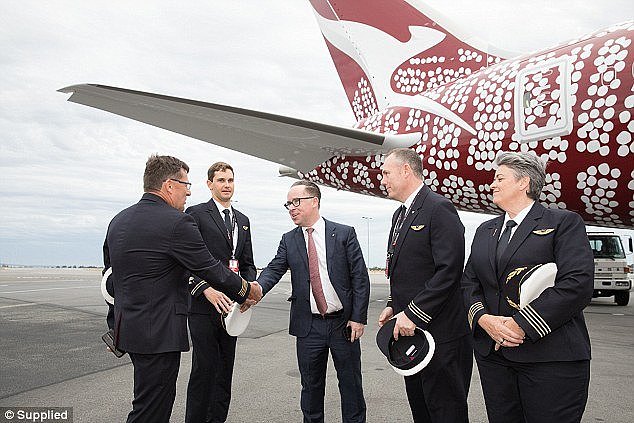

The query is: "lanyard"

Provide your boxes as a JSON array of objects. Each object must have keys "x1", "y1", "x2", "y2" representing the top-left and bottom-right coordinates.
[
  {"x1": 224, "y1": 210, "x2": 238, "y2": 259},
  {"x1": 388, "y1": 188, "x2": 422, "y2": 254},
  {"x1": 386, "y1": 188, "x2": 422, "y2": 278}
]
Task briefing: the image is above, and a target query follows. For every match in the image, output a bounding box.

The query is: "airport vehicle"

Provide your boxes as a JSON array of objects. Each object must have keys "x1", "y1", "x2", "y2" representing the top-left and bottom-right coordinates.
[
  {"x1": 588, "y1": 232, "x2": 633, "y2": 305},
  {"x1": 60, "y1": 0, "x2": 634, "y2": 229}
]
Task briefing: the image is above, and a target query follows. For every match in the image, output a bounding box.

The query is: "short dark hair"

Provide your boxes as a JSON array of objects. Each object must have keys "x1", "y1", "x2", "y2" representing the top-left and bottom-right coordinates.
[
  {"x1": 386, "y1": 148, "x2": 424, "y2": 179},
  {"x1": 207, "y1": 162, "x2": 234, "y2": 181},
  {"x1": 143, "y1": 154, "x2": 189, "y2": 191},
  {"x1": 292, "y1": 180, "x2": 321, "y2": 202},
  {"x1": 495, "y1": 151, "x2": 546, "y2": 200}
]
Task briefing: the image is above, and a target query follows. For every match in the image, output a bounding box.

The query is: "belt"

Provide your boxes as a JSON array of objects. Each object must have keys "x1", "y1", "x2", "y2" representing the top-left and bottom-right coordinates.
[{"x1": 312, "y1": 309, "x2": 344, "y2": 319}]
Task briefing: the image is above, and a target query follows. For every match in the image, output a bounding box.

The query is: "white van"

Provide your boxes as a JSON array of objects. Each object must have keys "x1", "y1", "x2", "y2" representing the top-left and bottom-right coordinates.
[{"x1": 588, "y1": 233, "x2": 633, "y2": 306}]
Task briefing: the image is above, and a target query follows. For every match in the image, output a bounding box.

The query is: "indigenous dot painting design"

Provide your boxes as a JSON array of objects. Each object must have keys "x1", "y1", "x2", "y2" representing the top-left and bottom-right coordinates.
[
  {"x1": 352, "y1": 78, "x2": 378, "y2": 122},
  {"x1": 309, "y1": 0, "x2": 633, "y2": 228}
]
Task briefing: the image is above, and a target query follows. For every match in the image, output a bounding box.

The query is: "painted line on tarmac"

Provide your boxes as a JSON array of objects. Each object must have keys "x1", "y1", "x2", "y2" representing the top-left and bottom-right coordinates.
[
  {"x1": 0, "y1": 285, "x2": 95, "y2": 294},
  {"x1": 0, "y1": 303, "x2": 37, "y2": 309}
]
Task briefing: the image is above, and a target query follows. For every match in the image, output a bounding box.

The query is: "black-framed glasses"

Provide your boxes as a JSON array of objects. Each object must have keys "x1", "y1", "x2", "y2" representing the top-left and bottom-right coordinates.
[
  {"x1": 168, "y1": 178, "x2": 192, "y2": 190},
  {"x1": 283, "y1": 196, "x2": 315, "y2": 210}
]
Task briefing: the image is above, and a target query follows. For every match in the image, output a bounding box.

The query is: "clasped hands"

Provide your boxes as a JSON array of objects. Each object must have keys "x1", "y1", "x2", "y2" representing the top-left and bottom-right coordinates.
[
  {"x1": 203, "y1": 280, "x2": 262, "y2": 314},
  {"x1": 478, "y1": 314, "x2": 525, "y2": 351},
  {"x1": 242, "y1": 281, "x2": 263, "y2": 311}
]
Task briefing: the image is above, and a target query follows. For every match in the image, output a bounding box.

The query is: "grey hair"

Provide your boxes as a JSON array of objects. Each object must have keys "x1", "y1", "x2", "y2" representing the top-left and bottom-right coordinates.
[
  {"x1": 495, "y1": 151, "x2": 546, "y2": 200},
  {"x1": 386, "y1": 148, "x2": 424, "y2": 179}
]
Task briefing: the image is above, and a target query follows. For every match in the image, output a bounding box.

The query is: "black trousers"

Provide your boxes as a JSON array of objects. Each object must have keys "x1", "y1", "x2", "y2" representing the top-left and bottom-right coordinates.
[
  {"x1": 404, "y1": 334, "x2": 472, "y2": 423},
  {"x1": 296, "y1": 315, "x2": 366, "y2": 423},
  {"x1": 475, "y1": 350, "x2": 590, "y2": 423},
  {"x1": 186, "y1": 312, "x2": 237, "y2": 423},
  {"x1": 127, "y1": 351, "x2": 181, "y2": 423}
]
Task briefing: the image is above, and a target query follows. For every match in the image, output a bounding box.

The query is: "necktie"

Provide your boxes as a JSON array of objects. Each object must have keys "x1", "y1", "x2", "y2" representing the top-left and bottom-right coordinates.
[
  {"x1": 392, "y1": 205, "x2": 407, "y2": 242},
  {"x1": 222, "y1": 209, "x2": 232, "y2": 234},
  {"x1": 306, "y1": 228, "x2": 328, "y2": 315},
  {"x1": 395, "y1": 205, "x2": 406, "y2": 231},
  {"x1": 496, "y1": 220, "x2": 517, "y2": 265}
]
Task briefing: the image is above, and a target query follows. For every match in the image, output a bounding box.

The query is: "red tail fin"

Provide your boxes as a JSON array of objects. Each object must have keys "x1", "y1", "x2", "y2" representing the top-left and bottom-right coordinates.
[{"x1": 309, "y1": 0, "x2": 512, "y2": 121}]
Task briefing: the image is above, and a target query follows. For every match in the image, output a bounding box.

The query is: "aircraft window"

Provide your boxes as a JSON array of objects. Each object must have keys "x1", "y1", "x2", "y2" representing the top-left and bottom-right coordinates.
[{"x1": 523, "y1": 91, "x2": 532, "y2": 108}]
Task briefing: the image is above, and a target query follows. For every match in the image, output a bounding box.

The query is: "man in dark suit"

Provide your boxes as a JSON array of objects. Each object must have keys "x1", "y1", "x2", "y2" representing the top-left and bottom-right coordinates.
[
  {"x1": 103, "y1": 155, "x2": 262, "y2": 423},
  {"x1": 185, "y1": 162, "x2": 257, "y2": 423},
  {"x1": 461, "y1": 151, "x2": 594, "y2": 422},
  {"x1": 378, "y1": 148, "x2": 472, "y2": 422},
  {"x1": 255, "y1": 180, "x2": 370, "y2": 423}
]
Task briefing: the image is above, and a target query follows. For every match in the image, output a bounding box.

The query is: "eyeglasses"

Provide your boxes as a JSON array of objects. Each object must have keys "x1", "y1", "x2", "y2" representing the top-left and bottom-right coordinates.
[
  {"x1": 283, "y1": 196, "x2": 315, "y2": 210},
  {"x1": 168, "y1": 178, "x2": 192, "y2": 190}
]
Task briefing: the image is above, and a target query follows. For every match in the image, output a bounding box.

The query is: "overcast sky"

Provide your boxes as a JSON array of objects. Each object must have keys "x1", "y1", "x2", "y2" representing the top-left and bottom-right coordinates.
[{"x1": 1, "y1": 0, "x2": 632, "y2": 267}]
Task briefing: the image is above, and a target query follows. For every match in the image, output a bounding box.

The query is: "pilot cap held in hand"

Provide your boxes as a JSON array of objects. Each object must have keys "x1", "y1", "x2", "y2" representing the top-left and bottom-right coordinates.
[{"x1": 375, "y1": 318, "x2": 435, "y2": 376}]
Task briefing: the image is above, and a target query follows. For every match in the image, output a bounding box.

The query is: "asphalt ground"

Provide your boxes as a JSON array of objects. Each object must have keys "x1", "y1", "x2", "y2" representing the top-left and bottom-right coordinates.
[{"x1": 0, "y1": 267, "x2": 632, "y2": 422}]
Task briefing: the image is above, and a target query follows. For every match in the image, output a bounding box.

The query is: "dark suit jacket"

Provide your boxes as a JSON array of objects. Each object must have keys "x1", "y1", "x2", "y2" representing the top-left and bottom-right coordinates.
[
  {"x1": 387, "y1": 185, "x2": 469, "y2": 343},
  {"x1": 103, "y1": 193, "x2": 250, "y2": 354},
  {"x1": 257, "y1": 219, "x2": 370, "y2": 337},
  {"x1": 462, "y1": 202, "x2": 594, "y2": 362},
  {"x1": 186, "y1": 200, "x2": 257, "y2": 314}
]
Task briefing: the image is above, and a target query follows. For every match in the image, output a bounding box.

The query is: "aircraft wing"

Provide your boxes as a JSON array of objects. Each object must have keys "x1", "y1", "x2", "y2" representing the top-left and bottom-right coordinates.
[{"x1": 59, "y1": 84, "x2": 420, "y2": 172}]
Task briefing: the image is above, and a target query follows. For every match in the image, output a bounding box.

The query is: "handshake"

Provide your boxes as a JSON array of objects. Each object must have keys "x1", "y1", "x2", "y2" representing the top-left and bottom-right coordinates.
[
  {"x1": 202, "y1": 280, "x2": 262, "y2": 315},
  {"x1": 243, "y1": 281, "x2": 263, "y2": 311}
]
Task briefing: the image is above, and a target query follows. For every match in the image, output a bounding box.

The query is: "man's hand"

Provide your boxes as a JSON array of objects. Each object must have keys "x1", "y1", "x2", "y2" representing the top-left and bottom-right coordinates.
[
  {"x1": 248, "y1": 281, "x2": 263, "y2": 302},
  {"x1": 240, "y1": 281, "x2": 262, "y2": 312},
  {"x1": 477, "y1": 314, "x2": 524, "y2": 350},
  {"x1": 347, "y1": 321, "x2": 365, "y2": 342},
  {"x1": 393, "y1": 311, "x2": 416, "y2": 340},
  {"x1": 203, "y1": 287, "x2": 233, "y2": 314},
  {"x1": 378, "y1": 306, "x2": 394, "y2": 327}
]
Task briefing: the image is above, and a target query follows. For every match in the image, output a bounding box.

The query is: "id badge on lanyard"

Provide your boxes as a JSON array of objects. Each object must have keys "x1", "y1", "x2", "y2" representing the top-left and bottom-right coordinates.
[
  {"x1": 226, "y1": 211, "x2": 239, "y2": 274},
  {"x1": 229, "y1": 258, "x2": 240, "y2": 274}
]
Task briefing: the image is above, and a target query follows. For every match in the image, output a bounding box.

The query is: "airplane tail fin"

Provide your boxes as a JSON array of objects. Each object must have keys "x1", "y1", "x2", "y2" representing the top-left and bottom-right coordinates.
[{"x1": 308, "y1": 0, "x2": 515, "y2": 121}]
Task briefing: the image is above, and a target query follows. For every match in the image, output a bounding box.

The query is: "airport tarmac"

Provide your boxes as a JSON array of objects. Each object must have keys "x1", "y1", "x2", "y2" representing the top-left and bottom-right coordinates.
[{"x1": 0, "y1": 267, "x2": 632, "y2": 422}]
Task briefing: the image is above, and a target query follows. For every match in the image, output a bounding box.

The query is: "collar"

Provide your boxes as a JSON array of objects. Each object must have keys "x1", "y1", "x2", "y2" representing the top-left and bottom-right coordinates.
[
  {"x1": 142, "y1": 192, "x2": 167, "y2": 204},
  {"x1": 303, "y1": 216, "x2": 324, "y2": 234},
  {"x1": 503, "y1": 201, "x2": 534, "y2": 227},
  {"x1": 402, "y1": 182, "x2": 424, "y2": 209},
  {"x1": 212, "y1": 198, "x2": 232, "y2": 215}
]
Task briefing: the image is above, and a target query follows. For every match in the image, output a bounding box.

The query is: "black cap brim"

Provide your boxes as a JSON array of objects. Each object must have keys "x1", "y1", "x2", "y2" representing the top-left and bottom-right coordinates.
[{"x1": 376, "y1": 317, "x2": 435, "y2": 376}]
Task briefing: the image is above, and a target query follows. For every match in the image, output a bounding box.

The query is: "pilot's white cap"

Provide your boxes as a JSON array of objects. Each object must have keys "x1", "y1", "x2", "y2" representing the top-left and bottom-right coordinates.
[{"x1": 222, "y1": 303, "x2": 253, "y2": 336}]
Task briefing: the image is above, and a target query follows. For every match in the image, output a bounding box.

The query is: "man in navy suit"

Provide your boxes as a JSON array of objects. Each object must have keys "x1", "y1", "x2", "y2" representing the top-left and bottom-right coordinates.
[
  {"x1": 103, "y1": 155, "x2": 262, "y2": 423},
  {"x1": 185, "y1": 162, "x2": 257, "y2": 423},
  {"x1": 462, "y1": 152, "x2": 593, "y2": 422},
  {"x1": 378, "y1": 148, "x2": 472, "y2": 423},
  {"x1": 255, "y1": 180, "x2": 370, "y2": 423}
]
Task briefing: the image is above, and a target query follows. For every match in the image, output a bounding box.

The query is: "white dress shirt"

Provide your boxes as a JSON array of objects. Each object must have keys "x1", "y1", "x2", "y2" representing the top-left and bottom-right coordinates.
[
  {"x1": 213, "y1": 198, "x2": 238, "y2": 253},
  {"x1": 403, "y1": 182, "x2": 424, "y2": 210},
  {"x1": 500, "y1": 201, "x2": 535, "y2": 241},
  {"x1": 303, "y1": 217, "x2": 343, "y2": 314}
]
